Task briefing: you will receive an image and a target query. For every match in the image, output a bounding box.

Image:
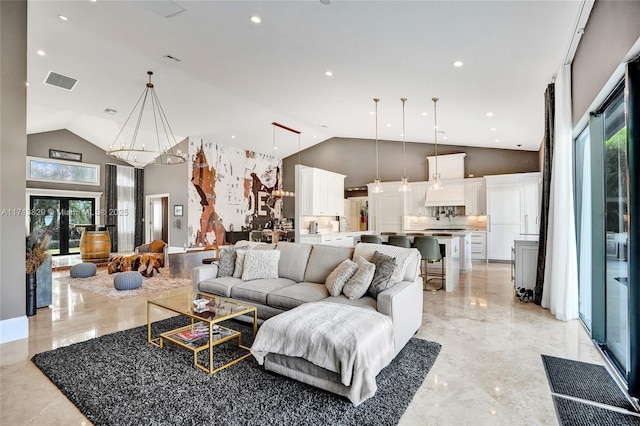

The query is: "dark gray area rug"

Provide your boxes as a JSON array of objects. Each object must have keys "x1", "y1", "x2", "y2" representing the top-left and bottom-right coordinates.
[
  {"x1": 541, "y1": 354, "x2": 636, "y2": 411},
  {"x1": 32, "y1": 317, "x2": 441, "y2": 426},
  {"x1": 552, "y1": 396, "x2": 640, "y2": 426}
]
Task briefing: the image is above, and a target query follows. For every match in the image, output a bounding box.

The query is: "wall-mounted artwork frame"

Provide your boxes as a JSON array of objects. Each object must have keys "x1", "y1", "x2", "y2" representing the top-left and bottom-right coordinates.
[
  {"x1": 174, "y1": 204, "x2": 183, "y2": 216},
  {"x1": 49, "y1": 149, "x2": 82, "y2": 162},
  {"x1": 26, "y1": 156, "x2": 100, "y2": 186}
]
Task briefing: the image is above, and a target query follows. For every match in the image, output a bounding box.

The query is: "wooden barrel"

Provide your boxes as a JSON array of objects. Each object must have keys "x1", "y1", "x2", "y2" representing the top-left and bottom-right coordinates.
[{"x1": 80, "y1": 231, "x2": 111, "y2": 262}]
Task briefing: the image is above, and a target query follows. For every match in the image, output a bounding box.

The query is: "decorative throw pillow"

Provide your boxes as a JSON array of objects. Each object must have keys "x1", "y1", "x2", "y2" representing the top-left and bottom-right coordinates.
[
  {"x1": 354, "y1": 243, "x2": 414, "y2": 284},
  {"x1": 217, "y1": 248, "x2": 236, "y2": 277},
  {"x1": 232, "y1": 250, "x2": 247, "y2": 278},
  {"x1": 367, "y1": 251, "x2": 396, "y2": 297},
  {"x1": 241, "y1": 250, "x2": 281, "y2": 281},
  {"x1": 342, "y1": 256, "x2": 376, "y2": 300},
  {"x1": 325, "y1": 259, "x2": 358, "y2": 297}
]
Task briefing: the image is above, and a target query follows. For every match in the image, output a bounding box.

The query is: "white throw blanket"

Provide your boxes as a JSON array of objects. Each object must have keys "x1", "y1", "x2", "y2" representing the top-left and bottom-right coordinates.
[{"x1": 251, "y1": 301, "x2": 395, "y2": 405}]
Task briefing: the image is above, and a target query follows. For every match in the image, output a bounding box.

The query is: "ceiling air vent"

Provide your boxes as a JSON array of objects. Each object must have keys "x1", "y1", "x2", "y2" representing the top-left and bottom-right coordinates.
[{"x1": 44, "y1": 71, "x2": 78, "y2": 91}]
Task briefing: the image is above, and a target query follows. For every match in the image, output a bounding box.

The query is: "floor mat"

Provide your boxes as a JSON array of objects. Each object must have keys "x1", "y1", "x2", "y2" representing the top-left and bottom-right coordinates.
[
  {"x1": 541, "y1": 354, "x2": 635, "y2": 411},
  {"x1": 552, "y1": 396, "x2": 640, "y2": 426}
]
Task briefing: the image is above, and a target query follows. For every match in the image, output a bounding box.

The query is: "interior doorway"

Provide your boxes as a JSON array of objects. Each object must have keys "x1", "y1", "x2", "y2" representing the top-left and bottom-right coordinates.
[{"x1": 145, "y1": 194, "x2": 169, "y2": 244}]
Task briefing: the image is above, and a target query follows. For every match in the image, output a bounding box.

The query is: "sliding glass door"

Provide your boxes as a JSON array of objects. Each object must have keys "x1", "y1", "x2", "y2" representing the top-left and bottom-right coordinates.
[
  {"x1": 30, "y1": 196, "x2": 95, "y2": 256},
  {"x1": 602, "y1": 88, "x2": 629, "y2": 374}
]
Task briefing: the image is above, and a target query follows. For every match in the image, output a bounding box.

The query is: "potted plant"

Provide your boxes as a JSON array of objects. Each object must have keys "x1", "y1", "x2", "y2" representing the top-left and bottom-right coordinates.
[{"x1": 25, "y1": 230, "x2": 50, "y2": 316}]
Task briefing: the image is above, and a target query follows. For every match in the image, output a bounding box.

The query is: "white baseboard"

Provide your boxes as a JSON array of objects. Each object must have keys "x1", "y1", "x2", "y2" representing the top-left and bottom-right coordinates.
[{"x1": 0, "y1": 315, "x2": 28, "y2": 344}]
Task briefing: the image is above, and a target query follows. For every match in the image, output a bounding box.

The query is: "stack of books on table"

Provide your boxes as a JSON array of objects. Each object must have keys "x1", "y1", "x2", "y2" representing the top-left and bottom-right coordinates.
[{"x1": 174, "y1": 324, "x2": 210, "y2": 343}]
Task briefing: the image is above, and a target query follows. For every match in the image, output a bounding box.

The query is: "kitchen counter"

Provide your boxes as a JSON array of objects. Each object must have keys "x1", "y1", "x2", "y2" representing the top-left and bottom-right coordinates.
[{"x1": 298, "y1": 231, "x2": 372, "y2": 247}]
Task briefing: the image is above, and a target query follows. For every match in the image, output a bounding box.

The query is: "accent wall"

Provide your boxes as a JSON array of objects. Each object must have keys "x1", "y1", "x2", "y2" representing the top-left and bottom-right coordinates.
[{"x1": 187, "y1": 138, "x2": 283, "y2": 247}]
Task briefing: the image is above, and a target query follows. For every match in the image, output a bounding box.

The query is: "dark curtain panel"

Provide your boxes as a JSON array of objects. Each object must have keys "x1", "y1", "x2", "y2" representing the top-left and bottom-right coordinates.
[
  {"x1": 105, "y1": 164, "x2": 118, "y2": 252},
  {"x1": 626, "y1": 57, "x2": 640, "y2": 398},
  {"x1": 134, "y1": 168, "x2": 144, "y2": 248},
  {"x1": 534, "y1": 83, "x2": 555, "y2": 305}
]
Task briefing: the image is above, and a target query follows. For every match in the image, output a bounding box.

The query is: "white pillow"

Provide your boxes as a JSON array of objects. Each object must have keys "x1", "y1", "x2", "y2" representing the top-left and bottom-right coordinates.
[
  {"x1": 342, "y1": 256, "x2": 376, "y2": 300},
  {"x1": 325, "y1": 259, "x2": 358, "y2": 297},
  {"x1": 232, "y1": 250, "x2": 247, "y2": 278},
  {"x1": 241, "y1": 250, "x2": 281, "y2": 281}
]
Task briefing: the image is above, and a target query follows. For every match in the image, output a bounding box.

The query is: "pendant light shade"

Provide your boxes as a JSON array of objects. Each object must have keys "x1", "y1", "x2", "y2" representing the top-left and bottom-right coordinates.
[
  {"x1": 429, "y1": 97, "x2": 444, "y2": 191},
  {"x1": 399, "y1": 97, "x2": 411, "y2": 192},
  {"x1": 371, "y1": 98, "x2": 384, "y2": 194}
]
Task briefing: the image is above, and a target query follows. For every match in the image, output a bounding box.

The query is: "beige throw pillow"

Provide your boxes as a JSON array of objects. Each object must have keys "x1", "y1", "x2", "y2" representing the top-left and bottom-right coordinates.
[
  {"x1": 241, "y1": 250, "x2": 281, "y2": 281},
  {"x1": 325, "y1": 259, "x2": 358, "y2": 297},
  {"x1": 342, "y1": 256, "x2": 376, "y2": 300},
  {"x1": 232, "y1": 250, "x2": 247, "y2": 278}
]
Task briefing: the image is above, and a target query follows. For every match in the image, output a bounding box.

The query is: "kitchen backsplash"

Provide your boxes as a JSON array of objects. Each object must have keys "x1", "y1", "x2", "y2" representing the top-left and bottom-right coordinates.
[{"x1": 405, "y1": 215, "x2": 487, "y2": 231}]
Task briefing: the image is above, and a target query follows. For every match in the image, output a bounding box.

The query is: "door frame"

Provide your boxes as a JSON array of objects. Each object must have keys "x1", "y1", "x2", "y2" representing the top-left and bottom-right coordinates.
[{"x1": 144, "y1": 193, "x2": 170, "y2": 244}]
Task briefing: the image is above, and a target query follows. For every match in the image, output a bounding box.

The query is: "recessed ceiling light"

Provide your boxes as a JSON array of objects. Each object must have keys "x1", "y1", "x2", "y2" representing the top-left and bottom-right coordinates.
[
  {"x1": 250, "y1": 15, "x2": 261, "y2": 24},
  {"x1": 421, "y1": 112, "x2": 428, "y2": 116},
  {"x1": 313, "y1": 135, "x2": 318, "y2": 138},
  {"x1": 58, "y1": 15, "x2": 69, "y2": 21},
  {"x1": 517, "y1": 144, "x2": 522, "y2": 147},
  {"x1": 485, "y1": 112, "x2": 494, "y2": 117},
  {"x1": 26, "y1": 82, "x2": 30, "y2": 87},
  {"x1": 324, "y1": 70, "x2": 333, "y2": 77},
  {"x1": 37, "y1": 50, "x2": 45, "y2": 56},
  {"x1": 400, "y1": 133, "x2": 404, "y2": 137},
  {"x1": 273, "y1": 146, "x2": 278, "y2": 150},
  {"x1": 490, "y1": 127, "x2": 496, "y2": 131},
  {"x1": 231, "y1": 135, "x2": 236, "y2": 139},
  {"x1": 494, "y1": 139, "x2": 501, "y2": 143},
  {"x1": 452, "y1": 60, "x2": 463, "y2": 67},
  {"x1": 369, "y1": 111, "x2": 375, "y2": 115},
  {"x1": 386, "y1": 123, "x2": 392, "y2": 127},
  {"x1": 443, "y1": 136, "x2": 449, "y2": 140}
]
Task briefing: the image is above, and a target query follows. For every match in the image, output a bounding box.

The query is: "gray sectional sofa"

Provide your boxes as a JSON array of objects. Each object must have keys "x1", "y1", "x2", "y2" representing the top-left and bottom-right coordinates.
[{"x1": 192, "y1": 241, "x2": 423, "y2": 355}]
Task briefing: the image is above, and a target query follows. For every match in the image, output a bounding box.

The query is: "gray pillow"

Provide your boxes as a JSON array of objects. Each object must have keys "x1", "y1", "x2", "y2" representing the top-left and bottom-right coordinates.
[
  {"x1": 241, "y1": 250, "x2": 281, "y2": 281},
  {"x1": 325, "y1": 259, "x2": 358, "y2": 297},
  {"x1": 217, "y1": 248, "x2": 236, "y2": 277},
  {"x1": 342, "y1": 256, "x2": 375, "y2": 300},
  {"x1": 367, "y1": 251, "x2": 396, "y2": 297}
]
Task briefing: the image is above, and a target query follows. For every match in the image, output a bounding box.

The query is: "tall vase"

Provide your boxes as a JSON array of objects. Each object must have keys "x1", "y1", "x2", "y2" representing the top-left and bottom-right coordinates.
[{"x1": 26, "y1": 273, "x2": 37, "y2": 317}]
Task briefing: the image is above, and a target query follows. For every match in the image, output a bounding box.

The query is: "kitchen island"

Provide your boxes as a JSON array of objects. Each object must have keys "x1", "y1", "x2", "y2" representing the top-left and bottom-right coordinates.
[{"x1": 378, "y1": 233, "x2": 460, "y2": 292}]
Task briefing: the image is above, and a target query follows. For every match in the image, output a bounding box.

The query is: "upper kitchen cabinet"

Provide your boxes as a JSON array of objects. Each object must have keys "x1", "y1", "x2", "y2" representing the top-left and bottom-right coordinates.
[
  {"x1": 485, "y1": 172, "x2": 540, "y2": 261},
  {"x1": 425, "y1": 178, "x2": 465, "y2": 206},
  {"x1": 298, "y1": 166, "x2": 345, "y2": 216},
  {"x1": 425, "y1": 153, "x2": 467, "y2": 206},
  {"x1": 404, "y1": 182, "x2": 428, "y2": 216},
  {"x1": 367, "y1": 181, "x2": 403, "y2": 233},
  {"x1": 464, "y1": 178, "x2": 486, "y2": 215}
]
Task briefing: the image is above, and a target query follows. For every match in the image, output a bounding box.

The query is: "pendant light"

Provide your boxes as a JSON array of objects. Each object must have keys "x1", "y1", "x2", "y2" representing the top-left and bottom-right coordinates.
[
  {"x1": 108, "y1": 71, "x2": 186, "y2": 166},
  {"x1": 371, "y1": 98, "x2": 383, "y2": 193},
  {"x1": 398, "y1": 97, "x2": 411, "y2": 192},
  {"x1": 429, "y1": 97, "x2": 444, "y2": 191}
]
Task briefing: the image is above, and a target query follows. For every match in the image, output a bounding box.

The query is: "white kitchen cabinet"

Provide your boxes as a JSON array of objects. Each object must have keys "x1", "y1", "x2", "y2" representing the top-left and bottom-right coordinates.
[
  {"x1": 298, "y1": 167, "x2": 345, "y2": 216},
  {"x1": 367, "y1": 181, "x2": 403, "y2": 233},
  {"x1": 425, "y1": 178, "x2": 465, "y2": 207},
  {"x1": 522, "y1": 175, "x2": 541, "y2": 235},
  {"x1": 485, "y1": 172, "x2": 540, "y2": 261},
  {"x1": 514, "y1": 239, "x2": 538, "y2": 290},
  {"x1": 404, "y1": 182, "x2": 428, "y2": 216},
  {"x1": 464, "y1": 178, "x2": 486, "y2": 215},
  {"x1": 470, "y1": 231, "x2": 487, "y2": 261},
  {"x1": 298, "y1": 233, "x2": 356, "y2": 247}
]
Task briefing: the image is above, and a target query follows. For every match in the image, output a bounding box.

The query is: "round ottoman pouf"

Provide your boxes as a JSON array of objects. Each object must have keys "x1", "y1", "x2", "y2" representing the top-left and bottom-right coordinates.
[
  {"x1": 114, "y1": 271, "x2": 143, "y2": 291},
  {"x1": 70, "y1": 262, "x2": 97, "y2": 278}
]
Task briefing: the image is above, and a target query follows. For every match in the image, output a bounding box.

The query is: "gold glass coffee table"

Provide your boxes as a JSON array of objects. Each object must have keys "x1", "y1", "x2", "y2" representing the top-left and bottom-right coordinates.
[{"x1": 147, "y1": 292, "x2": 257, "y2": 374}]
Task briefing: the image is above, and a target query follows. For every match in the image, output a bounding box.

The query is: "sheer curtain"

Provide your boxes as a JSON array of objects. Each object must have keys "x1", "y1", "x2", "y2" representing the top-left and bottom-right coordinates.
[
  {"x1": 116, "y1": 165, "x2": 135, "y2": 252},
  {"x1": 541, "y1": 64, "x2": 579, "y2": 320}
]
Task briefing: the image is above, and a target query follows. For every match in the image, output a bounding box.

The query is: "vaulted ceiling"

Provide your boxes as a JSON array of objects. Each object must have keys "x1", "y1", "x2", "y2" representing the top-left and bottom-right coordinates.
[{"x1": 27, "y1": 0, "x2": 585, "y2": 160}]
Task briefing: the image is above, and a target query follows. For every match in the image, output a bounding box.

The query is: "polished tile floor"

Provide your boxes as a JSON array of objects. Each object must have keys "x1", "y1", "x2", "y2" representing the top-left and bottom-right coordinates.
[{"x1": 1, "y1": 262, "x2": 606, "y2": 425}]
